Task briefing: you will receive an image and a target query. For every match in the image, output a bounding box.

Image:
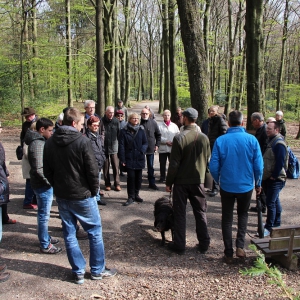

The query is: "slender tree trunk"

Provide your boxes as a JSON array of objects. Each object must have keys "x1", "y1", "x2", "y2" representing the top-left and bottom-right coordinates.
[
  {"x1": 176, "y1": 0, "x2": 210, "y2": 123},
  {"x1": 169, "y1": 0, "x2": 178, "y2": 116},
  {"x1": 245, "y1": 0, "x2": 263, "y2": 130},
  {"x1": 65, "y1": 0, "x2": 73, "y2": 107},
  {"x1": 275, "y1": 0, "x2": 289, "y2": 111},
  {"x1": 162, "y1": 0, "x2": 170, "y2": 110}
]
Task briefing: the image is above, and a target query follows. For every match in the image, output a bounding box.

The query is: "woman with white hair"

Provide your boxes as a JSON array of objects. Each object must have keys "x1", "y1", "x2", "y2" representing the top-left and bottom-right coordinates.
[{"x1": 275, "y1": 111, "x2": 286, "y2": 138}]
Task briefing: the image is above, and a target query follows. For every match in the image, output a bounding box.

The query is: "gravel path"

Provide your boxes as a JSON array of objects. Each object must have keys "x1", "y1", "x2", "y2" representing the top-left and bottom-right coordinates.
[{"x1": 1, "y1": 101, "x2": 300, "y2": 299}]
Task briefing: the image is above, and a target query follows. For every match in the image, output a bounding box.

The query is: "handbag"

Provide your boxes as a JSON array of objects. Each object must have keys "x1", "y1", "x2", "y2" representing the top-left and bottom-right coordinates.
[{"x1": 16, "y1": 145, "x2": 23, "y2": 160}]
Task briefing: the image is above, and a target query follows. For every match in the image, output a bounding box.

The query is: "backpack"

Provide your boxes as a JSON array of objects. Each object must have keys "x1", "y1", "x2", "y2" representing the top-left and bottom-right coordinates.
[{"x1": 286, "y1": 147, "x2": 300, "y2": 179}]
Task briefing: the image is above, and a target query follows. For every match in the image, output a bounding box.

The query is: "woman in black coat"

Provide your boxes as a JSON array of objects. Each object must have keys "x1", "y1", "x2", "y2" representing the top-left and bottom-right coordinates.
[
  {"x1": 118, "y1": 113, "x2": 148, "y2": 206},
  {"x1": 85, "y1": 115, "x2": 107, "y2": 205}
]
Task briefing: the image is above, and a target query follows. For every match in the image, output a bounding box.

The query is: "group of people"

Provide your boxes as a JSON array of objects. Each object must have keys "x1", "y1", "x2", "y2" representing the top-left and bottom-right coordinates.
[{"x1": 0, "y1": 101, "x2": 290, "y2": 285}]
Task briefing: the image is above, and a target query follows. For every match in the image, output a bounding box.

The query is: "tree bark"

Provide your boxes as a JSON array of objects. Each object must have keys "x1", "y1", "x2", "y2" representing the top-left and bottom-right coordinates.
[
  {"x1": 245, "y1": 0, "x2": 263, "y2": 130},
  {"x1": 176, "y1": 0, "x2": 210, "y2": 123},
  {"x1": 65, "y1": 0, "x2": 73, "y2": 107}
]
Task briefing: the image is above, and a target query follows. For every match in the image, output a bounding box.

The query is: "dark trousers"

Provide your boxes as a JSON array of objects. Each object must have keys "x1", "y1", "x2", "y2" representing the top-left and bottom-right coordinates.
[
  {"x1": 159, "y1": 153, "x2": 170, "y2": 180},
  {"x1": 1, "y1": 204, "x2": 9, "y2": 223},
  {"x1": 146, "y1": 154, "x2": 155, "y2": 185},
  {"x1": 103, "y1": 153, "x2": 120, "y2": 187},
  {"x1": 220, "y1": 188, "x2": 253, "y2": 257},
  {"x1": 127, "y1": 169, "x2": 142, "y2": 199},
  {"x1": 172, "y1": 184, "x2": 210, "y2": 250}
]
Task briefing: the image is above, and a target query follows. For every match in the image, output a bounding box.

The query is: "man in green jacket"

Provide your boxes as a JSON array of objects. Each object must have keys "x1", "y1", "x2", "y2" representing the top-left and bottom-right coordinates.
[{"x1": 166, "y1": 108, "x2": 211, "y2": 255}]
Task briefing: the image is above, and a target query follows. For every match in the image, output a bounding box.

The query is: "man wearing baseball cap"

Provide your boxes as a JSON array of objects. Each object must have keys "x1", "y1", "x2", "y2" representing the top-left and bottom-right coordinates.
[{"x1": 166, "y1": 108, "x2": 211, "y2": 255}]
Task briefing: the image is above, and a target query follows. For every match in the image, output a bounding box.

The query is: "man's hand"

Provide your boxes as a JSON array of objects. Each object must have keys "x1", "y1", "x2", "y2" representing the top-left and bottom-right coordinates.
[
  {"x1": 166, "y1": 141, "x2": 172, "y2": 146},
  {"x1": 166, "y1": 185, "x2": 172, "y2": 192},
  {"x1": 154, "y1": 146, "x2": 158, "y2": 152},
  {"x1": 255, "y1": 186, "x2": 262, "y2": 195}
]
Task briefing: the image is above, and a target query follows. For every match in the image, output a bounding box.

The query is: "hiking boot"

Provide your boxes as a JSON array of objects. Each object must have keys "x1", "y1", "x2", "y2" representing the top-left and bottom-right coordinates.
[
  {"x1": 236, "y1": 248, "x2": 246, "y2": 258},
  {"x1": 91, "y1": 267, "x2": 117, "y2": 280},
  {"x1": 73, "y1": 273, "x2": 84, "y2": 284},
  {"x1": 0, "y1": 272, "x2": 10, "y2": 283},
  {"x1": 223, "y1": 255, "x2": 234, "y2": 264},
  {"x1": 40, "y1": 244, "x2": 62, "y2": 254}
]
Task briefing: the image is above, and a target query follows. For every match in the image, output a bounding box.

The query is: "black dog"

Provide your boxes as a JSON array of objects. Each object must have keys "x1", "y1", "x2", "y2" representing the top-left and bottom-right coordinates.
[{"x1": 154, "y1": 197, "x2": 174, "y2": 245}]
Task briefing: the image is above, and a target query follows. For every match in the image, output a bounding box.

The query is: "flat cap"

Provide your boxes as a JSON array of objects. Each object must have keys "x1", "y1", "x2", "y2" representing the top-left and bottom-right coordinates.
[
  {"x1": 182, "y1": 108, "x2": 198, "y2": 119},
  {"x1": 115, "y1": 110, "x2": 124, "y2": 116},
  {"x1": 21, "y1": 107, "x2": 35, "y2": 116}
]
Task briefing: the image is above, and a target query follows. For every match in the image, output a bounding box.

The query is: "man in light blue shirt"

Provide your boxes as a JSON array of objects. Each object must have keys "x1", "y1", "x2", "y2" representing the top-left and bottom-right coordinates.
[{"x1": 210, "y1": 110, "x2": 263, "y2": 264}]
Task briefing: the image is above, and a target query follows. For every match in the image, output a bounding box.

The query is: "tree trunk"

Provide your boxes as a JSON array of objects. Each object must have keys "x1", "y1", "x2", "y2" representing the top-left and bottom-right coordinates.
[
  {"x1": 65, "y1": 0, "x2": 73, "y2": 107},
  {"x1": 275, "y1": 0, "x2": 289, "y2": 111},
  {"x1": 94, "y1": 0, "x2": 105, "y2": 116},
  {"x1": 169, "y1": 0, "x2": 178, "y2": 116},
  {"x1": 162, "y1": 0, "x2": 170, "y2": 110},
  {"x1": 176, "y1": 0, "x2": 210, "y2": 123},
  {"x1": 245, "y1": 0, "x2": 263, "y2": 130}
]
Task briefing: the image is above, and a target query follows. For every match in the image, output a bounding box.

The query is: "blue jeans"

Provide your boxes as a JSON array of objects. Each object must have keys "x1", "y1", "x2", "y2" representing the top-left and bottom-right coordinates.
[
  {"x1": 33, "y1": 186, "x2": 53, "y2": 249},
  {"x1": 146, "y1": 154, "x2": 155, "y2": 185},
  {"x1": 263, "y1": 179, "x2": 285, "y2": 231},
  {"x1": 23, "y1": 179, "x2": 35, "y2": 206},
  {"x1": 56, "y1": 197, "x2": 105, "y2": 276}
]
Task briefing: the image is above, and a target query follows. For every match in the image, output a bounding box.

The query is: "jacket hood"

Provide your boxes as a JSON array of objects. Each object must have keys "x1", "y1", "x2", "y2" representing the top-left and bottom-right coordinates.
[
  {"x1": 24, "y1": 129, "x2": 44, "y2": 145},
  {"x1": 51, "y1": 126, "x2": 83, "y2": 147}
]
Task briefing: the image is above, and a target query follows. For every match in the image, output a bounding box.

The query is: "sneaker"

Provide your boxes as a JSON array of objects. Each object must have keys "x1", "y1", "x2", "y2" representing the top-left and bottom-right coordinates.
[
  {"x1": 167, "y1": 242, "x2": 185, "y2": 255},
  {"x1": 236, "y1": 248, "x2": 246, "y2": 258},
  {"x1": 223, "y1": 255, "x2": 234, "y2": 264},
  {"x1": 123, "y1": 198, "x2": 135, "y2": 206},
  {"x1": 40, "y1": 244, "x2": 62, "y2": 254},
  {"x1": 91, "y1": 267, "x2": 117, "y2": 280},
  {"x1": 97, "y1": 199, "x2": 107, "y2": 206},
  {"x1": 23, "y1": 204, "x2": 38, "y2": 210},
  {"x1": 148, "y1": 184, "x2": 159, "y2": 190},
  {"x1": 50, "y1": 238, "x2": 59, "y2": 245},
  {"x1": 0, "y1": 272, "x2": 10, "y2": 283},
  {"x1": 209, "y1": 189, "x2": 218, "y2": 197},
  {"x1": 263, "y1": 228, "x2": 270, "y2": 237},
  {"x1": 73, "y1": 273, "x2": 84, "y2": 284}
]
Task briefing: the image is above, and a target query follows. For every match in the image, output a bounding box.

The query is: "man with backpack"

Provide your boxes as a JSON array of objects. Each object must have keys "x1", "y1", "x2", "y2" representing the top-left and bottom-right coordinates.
[{"x1": 262, "y1": 121, "x2": 288, "y2": 237}]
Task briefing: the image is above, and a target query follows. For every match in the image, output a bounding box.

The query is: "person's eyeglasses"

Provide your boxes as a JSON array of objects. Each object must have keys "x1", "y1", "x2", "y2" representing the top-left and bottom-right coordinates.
[
  {"x1": 87, "y1": 107, "x2": 95, "y2": 109},
  {"x1": 131, "y1": 118, "x2": 139, "y2": 120},
  {"x1": 91, "y1": 124, "x2": 100, "y2": 127},
  {"x1": 141, "y1": 113, "x2": 149, "y2": 115}
]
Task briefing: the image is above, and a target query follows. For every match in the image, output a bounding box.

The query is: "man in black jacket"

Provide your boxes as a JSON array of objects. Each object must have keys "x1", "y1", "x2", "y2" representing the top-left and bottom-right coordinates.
[
  {"x1": 44, "y1": 108, "x2": 117, "y2": 284},
  {"x1": 102, "y1": 106, "x2": 121, "y2": 191},
  {"x1": 140, "y1": 108, "x2": 161, "y2": 190}
]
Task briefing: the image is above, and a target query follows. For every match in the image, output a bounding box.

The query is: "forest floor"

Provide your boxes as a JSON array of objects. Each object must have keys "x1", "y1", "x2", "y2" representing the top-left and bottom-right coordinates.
[{"x1": 1, "y1": 101, "x2": 300, "y2": 299}]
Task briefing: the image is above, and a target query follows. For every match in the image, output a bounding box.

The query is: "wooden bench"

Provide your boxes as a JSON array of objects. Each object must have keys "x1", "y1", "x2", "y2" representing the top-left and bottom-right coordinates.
[{"x1": 251, "y1": 225, "x2": 300, "y2": 270}]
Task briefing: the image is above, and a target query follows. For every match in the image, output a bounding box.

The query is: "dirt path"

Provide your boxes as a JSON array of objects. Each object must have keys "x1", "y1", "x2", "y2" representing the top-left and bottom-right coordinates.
[{"x1": 1, "y1": 100, "x2": 300, "y2": 299}]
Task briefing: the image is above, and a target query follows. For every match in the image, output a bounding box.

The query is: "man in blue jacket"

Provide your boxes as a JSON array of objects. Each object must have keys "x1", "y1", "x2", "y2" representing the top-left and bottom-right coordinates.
[{"x1": 210, "y1": 111, "x2": 263, "y2": 264}]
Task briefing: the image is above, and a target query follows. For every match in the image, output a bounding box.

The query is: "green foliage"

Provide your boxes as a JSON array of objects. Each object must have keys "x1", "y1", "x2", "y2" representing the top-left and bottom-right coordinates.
[{"x1": 240, "y1": 244, "x2": 300, "y2": 300}]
